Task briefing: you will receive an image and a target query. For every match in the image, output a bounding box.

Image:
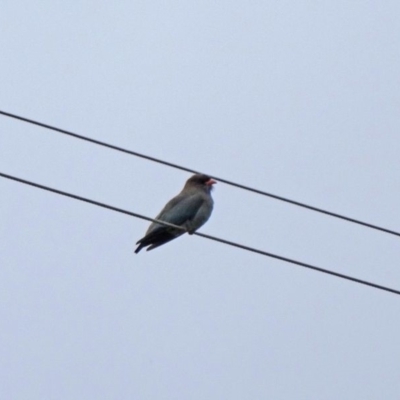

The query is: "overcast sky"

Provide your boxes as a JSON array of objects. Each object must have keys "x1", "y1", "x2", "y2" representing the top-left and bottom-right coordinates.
[{"x1": 1, "y1": 1, "x2": 400, "y2": 399}]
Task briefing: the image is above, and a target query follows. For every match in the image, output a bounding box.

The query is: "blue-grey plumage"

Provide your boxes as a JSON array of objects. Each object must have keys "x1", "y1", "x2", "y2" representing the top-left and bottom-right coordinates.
[{"x1": 135, "y1": 174, "x2": 216, "y2": 253}]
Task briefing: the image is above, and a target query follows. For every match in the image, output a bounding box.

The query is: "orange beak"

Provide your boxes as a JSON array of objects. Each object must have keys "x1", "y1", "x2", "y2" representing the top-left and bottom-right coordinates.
[{"x1": 206, "y1": 179, "x2": 217, "y2": 186}]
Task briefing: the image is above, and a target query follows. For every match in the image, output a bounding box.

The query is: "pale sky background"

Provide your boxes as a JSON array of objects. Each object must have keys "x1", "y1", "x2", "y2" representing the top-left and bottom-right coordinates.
[{"x1": 1, "y1": 1, "x2": 400, "y2": 399}]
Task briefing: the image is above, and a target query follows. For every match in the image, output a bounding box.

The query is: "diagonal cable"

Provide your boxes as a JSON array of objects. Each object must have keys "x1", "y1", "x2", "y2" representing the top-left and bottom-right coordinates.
[
  {"x1": 1, "y1": 109, "x2": 399, "y2": 238},
  {"x1": 1, "y1": 171, "x2": 399, "y2": 296}
]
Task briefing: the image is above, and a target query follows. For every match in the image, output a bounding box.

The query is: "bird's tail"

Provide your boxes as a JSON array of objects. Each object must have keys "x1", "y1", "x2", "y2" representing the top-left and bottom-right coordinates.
[{"x1": 134, "y1": 242, "x2": 145, "y2": 254}]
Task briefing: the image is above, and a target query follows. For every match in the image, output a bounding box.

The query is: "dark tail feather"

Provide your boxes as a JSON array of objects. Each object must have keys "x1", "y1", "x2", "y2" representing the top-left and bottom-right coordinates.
[
  {"x1": 134, "y1": 229, "x2": 183, "y2": 254},
  {"x1": 145, "y1": 236, "x2": 176, "y2": 251},
  {"x1": 134, "y1": 243, "x2": 146, "y2": 254}
]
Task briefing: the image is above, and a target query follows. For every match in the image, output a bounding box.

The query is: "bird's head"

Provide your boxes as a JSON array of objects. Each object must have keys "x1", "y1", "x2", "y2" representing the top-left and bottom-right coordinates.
[{"x1": 185, "y1": 174, "x2": 217, "y2": 192}]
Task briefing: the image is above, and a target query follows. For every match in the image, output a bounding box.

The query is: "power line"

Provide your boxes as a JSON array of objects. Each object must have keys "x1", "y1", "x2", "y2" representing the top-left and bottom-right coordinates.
[
  {"x1": 1, "y1": 171, "x2": 399, "y2": 297},
  {"x1": 1, "y1": 109, "x2": 399, "y2": 239}
]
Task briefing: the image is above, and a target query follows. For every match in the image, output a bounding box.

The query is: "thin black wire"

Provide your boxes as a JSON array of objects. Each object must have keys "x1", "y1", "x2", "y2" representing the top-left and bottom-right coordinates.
[
  {"x1": 1, "y1": 109, "x2": 399, "y2": 238},
  {"x1": 1, "y1": 171, "x2": 399, "y2": 296}
]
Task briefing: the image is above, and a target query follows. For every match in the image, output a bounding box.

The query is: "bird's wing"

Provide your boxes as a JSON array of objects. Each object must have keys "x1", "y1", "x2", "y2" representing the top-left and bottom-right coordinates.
[{"x1": 146, "y1": 192, "x2": 205, "y2": 235}]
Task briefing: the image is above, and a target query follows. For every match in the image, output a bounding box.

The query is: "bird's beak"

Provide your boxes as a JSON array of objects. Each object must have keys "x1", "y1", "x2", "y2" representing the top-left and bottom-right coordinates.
[{"x1": 206, "y1": 179, "x2": 217, "y2": 186}]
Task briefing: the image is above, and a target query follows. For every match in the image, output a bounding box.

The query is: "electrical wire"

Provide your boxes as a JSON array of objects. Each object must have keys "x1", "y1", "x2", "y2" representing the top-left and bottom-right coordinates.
[
  {"x1": 1, "y1": 171, "x2": 399, "y2": 296},
  {"x1": 1, "y1": 109, "x2": 399, "y2": 238}
]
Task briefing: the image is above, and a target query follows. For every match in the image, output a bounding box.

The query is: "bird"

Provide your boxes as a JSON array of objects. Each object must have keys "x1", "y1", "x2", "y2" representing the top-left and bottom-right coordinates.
[{"x1": 135, "y1": 174, "x2": 216, "y2": 253}]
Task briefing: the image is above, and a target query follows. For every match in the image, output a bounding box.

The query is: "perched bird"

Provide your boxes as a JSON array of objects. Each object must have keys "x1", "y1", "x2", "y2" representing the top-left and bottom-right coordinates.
[{"x1": 135, "y1": 174, "x2": 216, "y2": 253}]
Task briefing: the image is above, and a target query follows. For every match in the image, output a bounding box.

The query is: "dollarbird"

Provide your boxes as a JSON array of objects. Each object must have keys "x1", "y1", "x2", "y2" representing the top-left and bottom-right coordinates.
[{"x1": 135, "y1": 174, "x2": 216, "y2": 253}]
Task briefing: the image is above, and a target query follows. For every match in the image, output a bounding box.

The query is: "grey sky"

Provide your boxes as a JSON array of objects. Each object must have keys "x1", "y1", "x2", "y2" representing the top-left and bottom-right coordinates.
[{"x1": 1, "y1": 1, "x2": 400, "y2": 399}]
